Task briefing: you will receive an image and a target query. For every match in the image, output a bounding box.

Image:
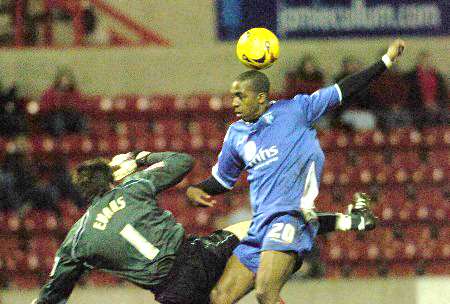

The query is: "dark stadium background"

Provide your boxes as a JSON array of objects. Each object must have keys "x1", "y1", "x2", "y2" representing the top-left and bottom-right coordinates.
[{"x1": 0, "y1": 1, "x2": 448, "y2": 303}]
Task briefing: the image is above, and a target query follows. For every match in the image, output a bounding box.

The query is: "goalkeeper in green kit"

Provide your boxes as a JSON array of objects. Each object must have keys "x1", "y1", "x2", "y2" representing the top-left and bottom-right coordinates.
[{"x1": 32, "y1": 151, "x2": 376, "y2": 304}]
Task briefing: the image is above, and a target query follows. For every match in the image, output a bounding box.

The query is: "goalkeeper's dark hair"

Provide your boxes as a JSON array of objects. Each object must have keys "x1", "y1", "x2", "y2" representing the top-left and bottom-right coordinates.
[
  {"x1": 72, "y1": 158, "x2": 113, "y2": 201},
  {"x1": 236, "y1": 70, "x2": 270, "y2": 94}
]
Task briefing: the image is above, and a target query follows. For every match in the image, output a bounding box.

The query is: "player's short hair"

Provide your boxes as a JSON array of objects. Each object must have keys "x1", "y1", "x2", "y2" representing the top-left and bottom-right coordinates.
[
  {"x1": 72, "y1": 158, "x2": 113, "y2": 201},
  {"x1": 236, "y1": 70, "x2": 270, "y2": 94}
]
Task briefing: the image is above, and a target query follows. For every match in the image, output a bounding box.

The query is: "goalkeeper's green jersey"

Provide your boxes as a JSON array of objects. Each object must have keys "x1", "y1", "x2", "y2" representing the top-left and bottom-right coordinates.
[{"x1": 36, "y1": 152, "x2": 193, "y2": 304}]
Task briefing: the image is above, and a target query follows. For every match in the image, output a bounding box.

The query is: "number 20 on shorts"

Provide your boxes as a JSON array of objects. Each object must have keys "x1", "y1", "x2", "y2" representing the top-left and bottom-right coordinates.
[{"x1": 267, "y1": 223, "x2": 296, "y2": 243}]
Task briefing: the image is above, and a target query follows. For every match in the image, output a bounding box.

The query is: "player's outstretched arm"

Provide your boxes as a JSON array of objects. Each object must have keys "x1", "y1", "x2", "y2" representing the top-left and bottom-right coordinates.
[
  {"x1": 337, "y1": 39, "x2": 405, "y2": 101},
  {"x1": 186, "y1": 176, "x2": 229, "y2": 207}
]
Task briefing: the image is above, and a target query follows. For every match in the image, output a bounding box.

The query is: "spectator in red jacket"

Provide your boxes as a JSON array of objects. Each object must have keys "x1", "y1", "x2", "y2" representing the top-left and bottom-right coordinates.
[
  {"x1": 40, "y1": 67, "x2": 87, "y2": 136},
  {"x1": 405, "y1": 50, "x2": 448, "y2": 129}
]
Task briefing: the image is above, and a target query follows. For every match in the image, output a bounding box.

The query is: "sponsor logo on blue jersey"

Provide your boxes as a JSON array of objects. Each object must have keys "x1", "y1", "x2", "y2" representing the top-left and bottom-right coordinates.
[{"x1": 244, "y1": 141, "x2": 279, "y2": 169}]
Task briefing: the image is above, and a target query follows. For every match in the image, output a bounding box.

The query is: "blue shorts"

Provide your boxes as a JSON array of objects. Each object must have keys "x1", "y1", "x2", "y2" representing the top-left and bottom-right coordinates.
[{"x1": 233, "y1": 212, "x2": 318, "y2": 273}]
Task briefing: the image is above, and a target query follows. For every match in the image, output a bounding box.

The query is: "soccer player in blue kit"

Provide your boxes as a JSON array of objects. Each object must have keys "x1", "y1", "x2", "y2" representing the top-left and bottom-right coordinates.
[{"x1": 187, "y1": 39, "x2": 405, "y2": 304}]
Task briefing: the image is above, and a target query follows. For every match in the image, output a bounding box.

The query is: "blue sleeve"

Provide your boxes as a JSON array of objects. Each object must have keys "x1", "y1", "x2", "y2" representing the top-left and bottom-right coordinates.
[
  {"x1": 211, "y1": 128, "x2": 244, "y2": 189},
  {"x1": 293, "y1": 84, "x2": 342, "y2": 126}
]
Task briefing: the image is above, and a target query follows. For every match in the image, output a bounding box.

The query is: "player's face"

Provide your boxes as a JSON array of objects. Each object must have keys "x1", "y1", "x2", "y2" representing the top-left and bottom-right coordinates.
[{"x1": 230, "y1": 80, "x2": 263, "y2": 122}]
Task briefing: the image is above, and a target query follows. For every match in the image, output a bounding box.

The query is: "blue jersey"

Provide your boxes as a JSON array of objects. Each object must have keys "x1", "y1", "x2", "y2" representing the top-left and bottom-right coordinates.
[{"x1": 212, "y1": 85, "x2": 342, "y2": 222}]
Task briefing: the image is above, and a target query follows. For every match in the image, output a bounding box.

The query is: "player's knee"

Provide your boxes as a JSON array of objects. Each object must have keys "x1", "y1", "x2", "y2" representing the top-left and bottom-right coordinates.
[
  {"x1": 255, "y1": 284, "x2": 280, "y2": 304},
  {"x1": 210, "y1": 286, "x2": 228, "y2": 304}
]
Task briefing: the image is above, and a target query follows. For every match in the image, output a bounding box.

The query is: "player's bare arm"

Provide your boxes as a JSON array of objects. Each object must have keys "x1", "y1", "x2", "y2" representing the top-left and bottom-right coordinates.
[{"x1": 186, "y1": 176, "x2": 226, "y2": 207}]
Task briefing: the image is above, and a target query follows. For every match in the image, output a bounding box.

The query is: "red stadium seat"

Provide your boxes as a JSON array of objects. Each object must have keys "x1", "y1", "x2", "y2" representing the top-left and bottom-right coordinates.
[
  {"x1": 151, "y1": 119, "x2": 186, "y2": 138},
  {"x1": 374, "y1": 190, "x2": 406, "y2": 222},
  {"x1": 389, "y1": 263, "x2": 415, "y2": 277},
  {"x1": 134, "y1": 134, "x2": 157, "y2": 151},
  {"x1": 95, "y1": 135, "x2": 132, "y2": 154},
  {"x1": 437, "y1": 240, "x2": 450, "y2": 261},
  {"x1": 59, "y1": 200, "x2": 84, "y2": 231},
  {"x1": 325, "y1": 152, "x2": 347, "y2": 170},
  {"x1": 0, "y1": 236, "x2": 23, "y2": 258},
  {"x1": 351, "y1": 129, "x2": 385, "y2": 150},
  {"x1": 111, "y1": 95, "x2": 139, "y2": 119},
  {"x1": 417, "y1": 239, "x2": 439, "y2": 261},
  {"x1": 427, "y1": 149, "x2": 450, "y2": 169},
  {"x1": 417, "y1": 186, "x2": 446, "y2": 204},
  {"x1": 16, "y1": 253, "x2": 41, "y2": 273},
  {"x1": 425, "y1": 261, "x2": 450, "y2": 275},
  {"x1": 387, "y1": 128, "x2": 422, "y2": 149},
  {"x1": 0, "y1": 211, "x2": 21, "y2": 234},
  {"x1": 29, "y1": 236, "x2": 61, "y2": 258},
  {"x1": 9, "y1": 273, "x2": 41, "y2": 289},
  {"x1": 79, "y1": 95, "x2": 106, "y2": 116},
  {"x1": 398, "y1": 200, "x2": 416, "y2": 223},
  {"x1": 185, "y1": 93, "x2": 215, "y2": 112},
  {"x1": 317, "y1": 129, "x2": 348, "y2": 151},
  {"x1": 351, "y1": 265, "x2": 378, "y2": 278},
  {"x1": 23, "y1": 209, "x2": 60, "y2": 234},
  {"x1": 391, "y1": 151, "x2": 421, "y2": 171},
  {"x1": 315, "y1": 192, "x2": 334, "y2": 211},
  {"x1": 59, "y1": 135, "x2": 94, "y2": 156},
  {"x1": 88, "y1": 120, "x2": 114, "y2": 138},
  {"x1": 146, "y1": 94, "x2": 178, "y2": 113},
  {"x1": 29, "y1": 136, "x2": 57, "y2": 154},
  {"x1": 324, "y1": 264, "x2": 341, "y2": 279},
  {"x1": 422, "y1": 126, "x2": 450, "y2": 148}
]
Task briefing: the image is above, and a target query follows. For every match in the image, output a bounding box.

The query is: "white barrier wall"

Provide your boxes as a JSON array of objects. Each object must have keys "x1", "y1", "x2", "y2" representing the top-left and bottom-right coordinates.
[
  {"x1": 2, "y1": 277, "x2": 450, "y2": 304},
  {"x1": 1, "y1": 36, "x2": 449, "y2": 98}
]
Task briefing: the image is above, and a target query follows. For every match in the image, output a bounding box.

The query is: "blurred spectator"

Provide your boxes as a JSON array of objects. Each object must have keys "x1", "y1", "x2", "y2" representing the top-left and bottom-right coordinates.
[
  {"x1": 0, "y1": 166, "x2": 21, "y2": 210},
  {"x1": 330, "y1": 56, "x2": 376, "y2": 131},
  {"x1": 39, "y1": 67, "x2": 87, "y2": 136},
  {"x1": 48, "y1": 156, "x2": 85, "y2": 208},
  {"x1": 0, "y1": 82, "x2": 28, "y2": 137},
  {"x1": 285, "y1": 54, "x2": 324, "y2": 97},
  {"x1": 405, "y1": 50, "x2": 449, "y2": 129},
  {"x1": 80, "y1": 0, "x2": 109, "y2": 46},
  {"x1": 0, "y1": 0, "x2": 13, "y2": 45},
  {"x1": 1, "y1": 147, "x2": 59, "y2": 212}
]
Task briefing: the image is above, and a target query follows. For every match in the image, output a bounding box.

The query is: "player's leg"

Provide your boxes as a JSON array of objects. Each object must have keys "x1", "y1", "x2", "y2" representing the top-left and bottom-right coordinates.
[
  {"x1": 210, "y1": 254, "x2": 255, "y2": 304},
  {"x1": 255, "y1": 250, "x2": 297, "y2": 304}
]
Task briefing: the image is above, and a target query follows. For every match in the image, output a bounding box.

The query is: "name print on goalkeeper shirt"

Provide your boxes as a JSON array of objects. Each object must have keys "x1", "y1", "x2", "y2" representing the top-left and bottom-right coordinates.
[{"x1": 93, "y1": 196, "x2": 126, "y2": 231}]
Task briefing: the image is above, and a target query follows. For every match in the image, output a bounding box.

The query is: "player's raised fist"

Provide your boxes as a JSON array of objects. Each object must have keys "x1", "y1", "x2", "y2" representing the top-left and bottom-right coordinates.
[{"x1": 386, "y1": 39, "x2": 405, "y2": 62}]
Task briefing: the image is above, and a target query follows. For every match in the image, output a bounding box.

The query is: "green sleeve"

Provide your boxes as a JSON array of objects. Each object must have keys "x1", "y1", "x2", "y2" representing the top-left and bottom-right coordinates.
[
  {"x1": 36, "y1": 219, "x2": 88, "y2": 304},
  {"x1": 125, "y1": 152, "x2": 194, "y2": 195},
  {"x1": 36, "y1": 249, "x2": 86, "y2": 304}
]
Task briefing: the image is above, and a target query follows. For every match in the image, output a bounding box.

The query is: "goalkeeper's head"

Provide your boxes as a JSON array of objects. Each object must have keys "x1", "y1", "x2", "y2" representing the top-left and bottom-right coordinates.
[{"x1": 72, "y1": 158, "x2": 114, "y2": 201}]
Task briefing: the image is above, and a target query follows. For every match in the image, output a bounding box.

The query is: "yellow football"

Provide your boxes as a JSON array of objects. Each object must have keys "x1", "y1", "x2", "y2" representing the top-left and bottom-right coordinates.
[{"x1": 236, "y1": 28, "x2": 280, "y2": 70}]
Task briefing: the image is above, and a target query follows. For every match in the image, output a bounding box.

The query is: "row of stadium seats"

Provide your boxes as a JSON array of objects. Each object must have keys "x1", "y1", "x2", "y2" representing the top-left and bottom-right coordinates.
[
  {"x1": 2, "y1": 127, "x2": 449, "y2": 157},
  {"x1": 1, "y1": 183, "x2": 448, "y2": 236},
  {"x1": 319, "y1": 227, "x2": 450, "y2": 263},
  {"x1": 29, "y1": 93, "x2": 261, "y2": 116},
  {"x1": 325, "y1": 261, "x2": 449, "y2": 278}
]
